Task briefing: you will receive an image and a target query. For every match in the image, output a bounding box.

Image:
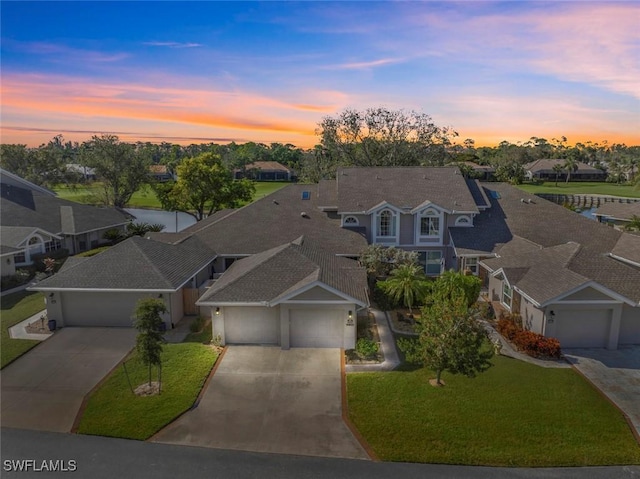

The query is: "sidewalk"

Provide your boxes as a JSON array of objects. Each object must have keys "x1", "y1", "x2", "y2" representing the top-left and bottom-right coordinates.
[
  {"x1": 8, "y1": 309, "x2": 53, "y2": 341},
  {"x1": 346, "y1": 309, "x2": 400, "y2": 372}
]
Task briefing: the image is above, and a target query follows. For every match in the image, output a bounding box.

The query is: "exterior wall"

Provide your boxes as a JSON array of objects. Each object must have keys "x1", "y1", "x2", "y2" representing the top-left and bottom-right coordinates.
[
  {"x1": 399, "y1": 214, "x2": 414, "y2": 245},
  {"x1": 562, "y1": 287, "x2": 614, "y2": 301},
  {"x1": 279, "y1": 303, "x2": 356, "y2": 350},
  {"x1": 1, "y1": 256, "x2": 17, "y2": 277},
  {"x1": 195, "y1": 265, "x2": 212, "y2": 287},
  {"x1": 519, "y1": 296, "x2": 545, "y2": 333},
  {"x1": 619, "y1": 304, "x2": 640, "y2": 345},
  {"x1": 290, "y1": 286, "x2": 346, "y2": 301},
  {"x1": 488, "y1": 274, "x2": 504, "y2": 303},
  {"x1": 169, "y1": 290, "x2": 184, "y2": 326}
]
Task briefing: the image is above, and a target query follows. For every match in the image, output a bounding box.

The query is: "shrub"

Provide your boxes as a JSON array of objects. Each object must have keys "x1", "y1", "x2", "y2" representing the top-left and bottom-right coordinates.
[
  {"x1": 0, "y1": 268, "x2": 34, "y2": 291},
  {"x1": 189, "y1": 316, "x2": 205, "y2": 333},
  {"x1": 371, "y1": 282, "x2": 400, "y2": 311},
  {"x1": 512, "y1": 331, "x2": 561, "y2": 359},
  {"x1": 356, "y1": 338, "x2": 379, "y2": 359},
  {"x1": 496, "y1": 318, "x2": 519, "y2": 341}
]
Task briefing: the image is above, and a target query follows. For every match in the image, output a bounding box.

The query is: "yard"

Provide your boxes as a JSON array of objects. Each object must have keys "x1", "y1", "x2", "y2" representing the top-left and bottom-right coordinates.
[
  {"x1": 1, "y1": 291, "x2": 45, "y2": 369},
  {"x1": 347, "y1": 355, "x2": 640, "y2": 466},
  {"x1": 516, "y1": 181, "x2": 640, "y2": 198},
  {"x1": 53, "y1": 181, "x2": 291, "y2": 209},
  {"x1": 77, "y1": 340, "x2": 218, "y2": 440}
]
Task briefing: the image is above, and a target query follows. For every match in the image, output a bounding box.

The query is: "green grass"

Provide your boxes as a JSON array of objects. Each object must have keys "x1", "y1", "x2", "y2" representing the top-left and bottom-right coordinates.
[
  {"x1": 1, "y1": 291, "x2": 45, "y2": 369},
  {"x1": 77, "y1": 343, "x2": 218, "y2": 440},
  {"x1": 53, "y1": 181, "x2": 290, "y2": 209},
  {"x1": 516, "y1": 181, "x2": 640, "y2": 198},
  {"x1": 347, "y1": 356, "x2": 640, "y2": 466},
  {"x1": 183, "y1": 318, "x2": 213, "y2": 344}
]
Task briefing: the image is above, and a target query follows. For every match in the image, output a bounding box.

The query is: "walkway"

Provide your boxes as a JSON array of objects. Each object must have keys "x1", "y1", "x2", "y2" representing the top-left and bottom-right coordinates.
[
  {"x1": 8, "y1": 309, "x2": 52, "y2": 341},
  {"x1": 346, "y1": 309, "x2": 400, "y2": 373}
]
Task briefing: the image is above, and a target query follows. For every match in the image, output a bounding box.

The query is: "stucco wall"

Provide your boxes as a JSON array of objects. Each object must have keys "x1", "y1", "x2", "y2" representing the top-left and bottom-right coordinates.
[
  {"x1": 620, "y1": 304, "x2": 640, "y2": 345},
  {"x1": 290, "y1": 286, "x2": 346, "y2": 301},
  {"x1": 399, "y1": 214, "x2": 414, "y2": 245},
  {"x1": 1, "y1": 256, "x2": 17, "y2": 277},
  {"x1": 520, "y1": 297, "x2": 545, "y2": 334}
]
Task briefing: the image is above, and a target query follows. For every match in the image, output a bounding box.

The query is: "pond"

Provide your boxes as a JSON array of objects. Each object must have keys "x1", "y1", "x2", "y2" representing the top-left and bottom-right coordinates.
[{"x1": 125, "y1": 208, "x2": 197, "y2": 233}]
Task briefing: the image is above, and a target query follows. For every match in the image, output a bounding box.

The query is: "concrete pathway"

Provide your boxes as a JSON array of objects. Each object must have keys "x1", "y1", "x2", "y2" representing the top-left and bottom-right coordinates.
[
  {"x1": 1, "y1": 328, "x2": 135, "y2": 432},
  {"x1": 347, "y1": 310, "x2": 400, "y2": 372},
  {"x1": 8, "y1": 309, "x2": 52, "y2": 341},
  {"x1": 152, "y1": 346, "x2": 369, "y2": 460},
  {"x1": 564, "y1": 346, "x2": 640, "y2": 438}
]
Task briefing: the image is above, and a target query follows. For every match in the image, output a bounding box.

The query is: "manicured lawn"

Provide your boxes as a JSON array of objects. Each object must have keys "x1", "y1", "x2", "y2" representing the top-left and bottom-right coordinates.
[
  {"x1": 347, "y1": 356, "x2": 640, "y2": 466},
  {"x1": 1, "y1": 291, "x2": 45, "y2": 369},
  {"x1": 53, "y1": 181, "x2": 290, "y2": 209},
  {"x1": 77, "y1": 343, "x2": 218, "y2": 440},
  {"x1": 516, "y1": 181, "x2": 640, "y2": 198}
]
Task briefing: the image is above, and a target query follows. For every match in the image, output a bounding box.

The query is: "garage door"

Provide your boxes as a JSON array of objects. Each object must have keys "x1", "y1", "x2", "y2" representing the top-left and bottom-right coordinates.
[
  {"x1": 61, "y1": 292, "x2": 144, "y2": 327},
  {"x1": 554, "y1": 309, "x2": 611, "y2": 348},
  {"x1": 290, "y1": 309, "x2": 343, "y2": 348},
  {"x1": 225, "y1": 307, "x2": 279, "y2": 345}
]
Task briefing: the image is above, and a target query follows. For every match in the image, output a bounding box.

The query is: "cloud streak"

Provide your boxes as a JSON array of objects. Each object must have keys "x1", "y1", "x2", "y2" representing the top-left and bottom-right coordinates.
[{"x1": 142, "y1": 41, "x2": 203, "y2": 48}]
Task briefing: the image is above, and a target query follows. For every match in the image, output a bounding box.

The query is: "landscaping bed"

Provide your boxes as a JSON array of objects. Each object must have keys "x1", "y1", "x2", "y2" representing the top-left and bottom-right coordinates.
[
  {"x1": 345, "y1": 311, "x2": 383, "y2": 364},
  {"x1": 1, "y1": 291, "x2": 45, "y2": 369},
  {"x1": 388, "y1": 309, "x2": 421, "y2": 335},
  {"x1": 347, "y1": 355, "x2": 640, "y2": 466}
]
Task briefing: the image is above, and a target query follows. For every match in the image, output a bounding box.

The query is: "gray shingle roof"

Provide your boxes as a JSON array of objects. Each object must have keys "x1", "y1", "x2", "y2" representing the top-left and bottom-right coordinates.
[
  {"x1": 611, "y1": 233, "x2": 640, "y2": 266},
  {"x1": 188, "y1": 184, "x2": 367, "y2": 256},
  {"x1": 31, "y1": 236, "x2": 214, "y2": 291},
  {"x1": 524, "y1": 159, "x2": 604, "y2": 175},
  {"x1": 198, "y1": 238, "x2": 368, "y2": 306},
  {"x1": 594, "y1": 202, "x2": 640, "y2": 221},
  {"x1": 459, "y1": 183, "x2": 640, "y2": 304},
  {"x1": 1, "y1": 182, "x2": 129, "y2": 235},
  {"x1": 333, "y1": 167, "x2": 479, "y2": 214}
]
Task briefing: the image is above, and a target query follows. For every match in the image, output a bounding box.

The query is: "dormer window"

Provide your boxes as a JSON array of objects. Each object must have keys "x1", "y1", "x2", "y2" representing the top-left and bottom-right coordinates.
[
  {"x1": 419, "y1": 208, "x2": 440, "y2": 237},
  {"x1": 455, "y1": 216, "x2": 471, "y2": 226},
  {"x1": 343, "y1": 216, "x2": 359, "y2": 226}
]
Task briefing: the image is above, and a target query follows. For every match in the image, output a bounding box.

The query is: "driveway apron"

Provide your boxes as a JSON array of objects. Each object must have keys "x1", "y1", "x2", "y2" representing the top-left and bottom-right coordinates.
[
  {"x1": 152, "y1": 346, "x2": 369, "y2": 460},
  {"x1": 564, "y1": 346, "x2": 640, "y2": 438},
  {"x1": 0, "y1": 328, "x2": 136, "y2": 432}
]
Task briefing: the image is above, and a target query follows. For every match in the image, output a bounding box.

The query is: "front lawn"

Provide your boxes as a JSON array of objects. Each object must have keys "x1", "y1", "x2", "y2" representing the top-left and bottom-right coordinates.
[
  {"x1": 1, "y1": 291, "x2": 45, "y2": 369},
  {"x1": 516, "y1": 181, "x2": 640, "y2": 198},
  {"x1": 347, "y1": 356, "x2": 640, "y2": 466},
  {"x1": 77, "y1": 342, "x2": 218, "y2": 440}
]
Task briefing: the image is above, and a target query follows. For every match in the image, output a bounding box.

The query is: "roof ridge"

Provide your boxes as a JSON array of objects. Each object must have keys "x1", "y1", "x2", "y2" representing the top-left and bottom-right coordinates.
[{"x1": 129, "y1": 237, "x2": 174, "y2": 289}]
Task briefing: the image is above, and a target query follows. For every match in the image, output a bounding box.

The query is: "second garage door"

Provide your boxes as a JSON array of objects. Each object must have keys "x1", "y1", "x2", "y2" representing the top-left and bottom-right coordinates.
[
  {"x1": 290, "y1": 309, "x2": 343, "y2": 348},
  {"x1": 554, "y1": 309, "x2": 611, "y2": 348},
  {"x1": 225, "y1": 307, "x2": 279, "y2": 345}
]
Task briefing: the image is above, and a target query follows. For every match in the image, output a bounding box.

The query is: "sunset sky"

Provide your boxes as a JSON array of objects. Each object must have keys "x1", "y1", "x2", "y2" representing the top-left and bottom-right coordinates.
[{"x1": 1, "y1": 1, "x2": 639, "y2": 149}]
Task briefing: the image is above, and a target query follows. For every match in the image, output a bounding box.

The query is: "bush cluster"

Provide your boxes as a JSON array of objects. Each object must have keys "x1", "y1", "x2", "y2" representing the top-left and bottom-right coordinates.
[
  {"x1": 0, "y1": 268, "x2": 33, "y2": 291},
  {"x1": 371, "y1": 283, "x2": 400, "y2": 311},
  {"x1": 496, "y1": 318, "x2": 561, "y2": 359},
  {"x1": 356, "y1": 338, "x2": 379, "y2": 359}
]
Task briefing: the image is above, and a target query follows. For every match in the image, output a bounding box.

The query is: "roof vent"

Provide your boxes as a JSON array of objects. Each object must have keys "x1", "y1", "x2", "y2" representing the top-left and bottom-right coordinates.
[
  {"x1": 272, "y1": 200, "x2": 279, "y2": 205},
  {"x1": 520, "y1": 198, "x2": 526, "y2": 203},
  {"x1": 301, "y1": 212, "x2": 308, "y2": 218}
]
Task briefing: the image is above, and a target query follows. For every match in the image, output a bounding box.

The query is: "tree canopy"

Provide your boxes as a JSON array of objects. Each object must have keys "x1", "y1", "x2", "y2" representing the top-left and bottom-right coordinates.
[
  {"x1": 153, "y1": 152, "x2": 255, "y2": 221},
  {"x1": 378, "y1": 263, "x2": 430, "y2": 315},
  {"x1": 133, "y1": 298, "x2": 167, "y2": 387}
]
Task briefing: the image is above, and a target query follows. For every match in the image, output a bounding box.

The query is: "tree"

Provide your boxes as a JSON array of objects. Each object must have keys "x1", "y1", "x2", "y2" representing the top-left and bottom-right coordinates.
[
  {"x1": 133, "y1": 298, "x2": 167, "y2": 387},
  {"x1": 82, "y1": 135, "x2": 151, "y2": 207},
  {"x1": 563, "y1": 157, "x2": 578, "y2": 183},
  {"x1": 552, "y1": 163, "x2": 564, "y2": 186},
  {"x1": 153, "y1": 152, "x2": 255, "y2": 221},
  {"x1": 378, "y1": 263, "x2": 430, "y2": 315},
  {"x1": 426, "y1": 270, "x2": 482, "y2": 308},
  {"x1": 313, "y1": 107, "x2": 458, "y2": 177},
  {"x1": 624, "y1": 215, "x2": 640, "y2": 232},
  {"x1": 399, "y1": 290, "x2": 493, "y2": 386},
  {"x1": 358, "y1": 244, "x2": 419, "y2": 279}
]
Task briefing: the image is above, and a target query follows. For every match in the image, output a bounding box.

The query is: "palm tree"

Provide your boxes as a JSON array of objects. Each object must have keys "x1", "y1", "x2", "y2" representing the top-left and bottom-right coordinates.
[
  {"x1": 552, "y1": 163, "x2": 564, "y2": 186},
  {"x1": 378, "y1": 263, "x2": 430, "y2": 315},
  {"x1": 624, "y1": 215, "x2": 640, "y2": 232},
  {"x1": 563, "y1": 158, "x2": 578, "y2": 183}
]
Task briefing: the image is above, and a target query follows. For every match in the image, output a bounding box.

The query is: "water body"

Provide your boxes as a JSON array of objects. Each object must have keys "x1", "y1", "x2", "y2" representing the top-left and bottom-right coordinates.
[{"x1": 125, "y1": 208, "x2": 197, "y2": 233}]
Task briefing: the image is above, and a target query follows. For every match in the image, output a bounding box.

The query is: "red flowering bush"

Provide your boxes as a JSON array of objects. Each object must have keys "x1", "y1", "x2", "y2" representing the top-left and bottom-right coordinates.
[{"x1": 496, "y1": 317, "x2": 561, "y2": 359}]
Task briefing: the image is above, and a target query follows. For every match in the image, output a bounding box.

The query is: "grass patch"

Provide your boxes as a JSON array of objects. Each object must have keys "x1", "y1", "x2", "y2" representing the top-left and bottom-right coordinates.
[
  {"x1": 183, "y1": 318, "x2": 213, "y2": 344},
  {"x1": 76, "y1": 245, "x2": 111, "y2": 257},
  {"x1": 516, "y1": 181, "x2": 640, "y2": 198},
  {"x1": 1, "y1": 291, "x2": 45, "y2": 369},
  {"x1": 78, "y1": 342, "x2": 217, "y2": 440},
  {"x1": 347, "y1": 355, "x2": 640, "y2": 466}
]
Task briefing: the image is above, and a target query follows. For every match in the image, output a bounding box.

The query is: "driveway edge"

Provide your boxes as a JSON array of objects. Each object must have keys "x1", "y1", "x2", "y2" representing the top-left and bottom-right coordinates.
[
  {"x1": 566, "y1": 360, "x2": 640, "y2": 445},
  {"x1": 341, "y1": 349, "x2": 379, "y2": 462}
]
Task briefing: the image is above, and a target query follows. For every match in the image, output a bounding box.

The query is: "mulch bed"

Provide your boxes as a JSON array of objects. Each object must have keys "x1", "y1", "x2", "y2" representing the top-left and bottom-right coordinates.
[
  {"x1": 345, "y1": 311, "x2": 383, "y2": 364},
  {"x1": 25, "y1": 316, "x2": 51, "y2": 334},
  {"x1": 389, "y1": 309, "x2": 421, "y2": 335}
]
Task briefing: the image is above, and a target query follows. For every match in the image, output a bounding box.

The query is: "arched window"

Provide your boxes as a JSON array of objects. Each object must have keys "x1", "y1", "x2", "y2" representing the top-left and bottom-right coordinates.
[
  {"x1": 420, "y1": 208, "x2": 440, "y2": 237},
  {"x1": 343, "y1": 216, "x2": 359, "y2": 226},
  {"x1": 28, "y1": 236, "x2": 41, "y2": 245},
  {"x1": 455, "y1": 216, "x2": 471, "y2": 226}
]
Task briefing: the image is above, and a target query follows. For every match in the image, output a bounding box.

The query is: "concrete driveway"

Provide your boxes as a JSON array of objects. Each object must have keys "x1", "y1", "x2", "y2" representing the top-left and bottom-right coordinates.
[
  {"x1": 564, "y1": 346, "x2": 640, "y2": 438},
  {"x1": 1, "y1": 328, "x2": 135, "y2": 432},
  {"x1": 152, "y1": 346, "x2": 369, "y2": 460}
]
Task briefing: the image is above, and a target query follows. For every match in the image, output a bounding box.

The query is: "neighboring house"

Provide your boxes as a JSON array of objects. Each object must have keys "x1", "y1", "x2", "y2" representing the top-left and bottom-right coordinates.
[
  {"x1": 594, "y1": 202, "x2": 640, "y2": 231},
  {"x1": 197, "y1": 237, "x2": 368, "y2": 349},
  {"x1": 460, "y1": 161, "x2": 495, "y2": 180},
  {"x1": 65, "y1": 163, "x2": 97, "y2": 181},
  {"x1": 524, "y1": 159, "x2": 606, "y2": 182},
  {"x1": 450, "y1": 183, "x2": 640, "y2": 349},
  {"x1": 149, "y1": 164, "x2": 175, "y2": 182},
  {"x1": 234, "y1": 161, "x2": 293, "y2": 181},
  {"x1": 0, "y1": 168, "x2": 131, "y2": 272},
  {"x1": 30, "y1": 236, "x2": 215, "y2": 330}
]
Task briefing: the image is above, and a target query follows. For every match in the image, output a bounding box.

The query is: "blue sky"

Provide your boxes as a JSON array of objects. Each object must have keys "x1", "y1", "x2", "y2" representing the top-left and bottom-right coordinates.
[{"x1": 1, "y1": 1, "x2": 638, "y2": 147}]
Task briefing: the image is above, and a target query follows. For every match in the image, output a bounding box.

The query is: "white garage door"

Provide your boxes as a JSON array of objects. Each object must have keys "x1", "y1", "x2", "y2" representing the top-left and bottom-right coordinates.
[
  {"x1": 61, "y1": 292, "x2": 145, "y2": 327},
  {"x1": 290, "y1": 309, "x2": 343, "y2": 348},
  {"x1": 225, "y1": 307, "x2": 279, "y2": 345},
  {"x1": 554, "y1": 309, "x2": 611, "y2": 348}
]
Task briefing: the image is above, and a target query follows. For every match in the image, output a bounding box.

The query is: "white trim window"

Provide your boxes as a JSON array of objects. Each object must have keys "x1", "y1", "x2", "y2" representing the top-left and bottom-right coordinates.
[
  {"x1": 375, "y1": 208, "x2": 398, "y2": 244},
  {"x1": 420, "y1": 209, "x2": 440, "y2": 237},
  {"x1": 455, "y1": 216, "x2": 472, "y2": 227},
  {"x1": 343, "y1": 216, "x2": 359, "y2": 227},
  {"x1": 502, "y1": 282, "x2": 513, "y2": 309},
  {"x1": 463, "y1": 257, "x2": 479, "y2": 275},
  {"x1": 419, "y1": 251, "x2": 443, "y2": 275}
]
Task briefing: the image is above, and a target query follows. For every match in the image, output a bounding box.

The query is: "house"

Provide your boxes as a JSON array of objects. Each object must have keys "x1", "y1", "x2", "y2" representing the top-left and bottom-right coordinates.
[
  {"x1": 30, "y1": 235, "x2": 215, "y2": 329},
  {"x1": 65, "y1": 163, "x2": 97, "y2": 181},
  {"x1": 234, "y1": 161, "x2": 293, "y2": 181},
  {"x1": 594, "y1": 202, "x2": 640, "y2": 231},
  {"x1": 149, "y1": 164, "x2": 175, "y2": 182},
  {"x1": 450, "y1": 182, "x2": 640, "y2": 349},
  {"x1": 524, "y1": 159, "x2": 606, "y2": 182},
  {"x1": 26, "y1": 166, "x2": 640, "y2": 350},
  {"x1": 0, "y1": 168, "x2": 130, "y2": 273},
  {"x1": 460, "y1": 161, "x2": 495, "y2": 180}
]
